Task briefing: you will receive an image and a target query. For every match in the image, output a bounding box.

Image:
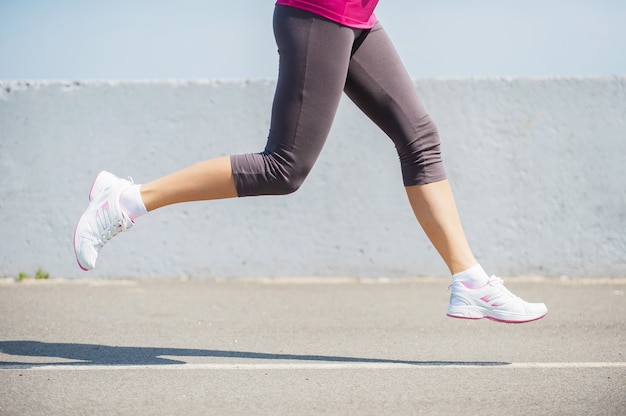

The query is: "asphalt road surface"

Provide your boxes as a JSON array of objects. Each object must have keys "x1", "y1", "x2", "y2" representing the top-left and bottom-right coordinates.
[{"x1": 1, "y1": 277, "x2": 624, "y2": 415}]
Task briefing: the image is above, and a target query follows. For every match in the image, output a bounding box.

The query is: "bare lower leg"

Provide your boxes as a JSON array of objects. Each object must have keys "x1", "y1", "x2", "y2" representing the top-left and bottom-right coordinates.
[
  {"x1": 406, "y1": 180, "x2": 477, "y2": 275},
  {"x1": 140, "y1": 156, "x2": 238, "y2": 211}
]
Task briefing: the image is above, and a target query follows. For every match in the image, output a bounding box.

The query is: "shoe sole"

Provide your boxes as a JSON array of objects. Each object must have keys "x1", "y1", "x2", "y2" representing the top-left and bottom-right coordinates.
[
  {"x1": 75, "y1": 172, "x2": 111, "y2": 271},
  {"x1": 74, "y1": 204, "x2": 96, "y2": 271},
  {"x1": 447, "y1": 311, "x2": 547, "y2": 324},
  {"x1": 74, "y1": 214, "x2": 91, "y2": 271},
  {"x1": 74, "y1": 172, "x2": 134, "y2": 271}
]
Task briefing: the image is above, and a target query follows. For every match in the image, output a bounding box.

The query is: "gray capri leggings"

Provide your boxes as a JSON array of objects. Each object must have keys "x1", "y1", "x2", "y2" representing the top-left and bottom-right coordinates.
[{"x1": 231, "y1": 5, "x2": 447, "y2": 197}]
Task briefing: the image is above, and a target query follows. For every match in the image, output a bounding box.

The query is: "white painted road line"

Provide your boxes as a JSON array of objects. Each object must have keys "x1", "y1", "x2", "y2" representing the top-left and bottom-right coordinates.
[{"x1": 1, "y1": 362, "x2": 625, "y2": 371}]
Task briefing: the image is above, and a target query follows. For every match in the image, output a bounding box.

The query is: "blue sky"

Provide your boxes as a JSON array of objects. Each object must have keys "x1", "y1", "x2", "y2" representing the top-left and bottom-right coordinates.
[{"x1": 0, "y1": 0, "x2": 625, "y2": 80}]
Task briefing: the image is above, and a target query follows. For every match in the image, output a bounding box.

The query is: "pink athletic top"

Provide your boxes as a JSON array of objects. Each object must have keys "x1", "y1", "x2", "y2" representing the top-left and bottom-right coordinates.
[{"x1": 275, "y1": 0, "x2": 379, "y2": 29}]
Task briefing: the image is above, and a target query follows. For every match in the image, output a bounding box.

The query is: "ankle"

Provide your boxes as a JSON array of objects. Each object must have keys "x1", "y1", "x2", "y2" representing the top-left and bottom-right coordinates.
[
  {"x1": 452, "y1": 264, "x2": 490, "y2": 289},
  {"x1": 120, "y1": 184, "x2": 148, "y2": 221}
]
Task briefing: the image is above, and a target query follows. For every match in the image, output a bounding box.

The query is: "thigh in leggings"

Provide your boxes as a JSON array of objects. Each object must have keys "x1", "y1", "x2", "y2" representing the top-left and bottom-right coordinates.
[
  {"x1": 231, "y1": 6, "x2": 361, "y2": 197},
  {"x1": 344, "y1": 22, "x2": 447, "y2": 186}
]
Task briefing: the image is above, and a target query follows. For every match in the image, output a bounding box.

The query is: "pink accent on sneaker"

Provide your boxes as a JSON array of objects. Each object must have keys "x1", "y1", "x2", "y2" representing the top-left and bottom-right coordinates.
[{"x1": 479, "y1": 295, "x2": 503, "y2": 307}]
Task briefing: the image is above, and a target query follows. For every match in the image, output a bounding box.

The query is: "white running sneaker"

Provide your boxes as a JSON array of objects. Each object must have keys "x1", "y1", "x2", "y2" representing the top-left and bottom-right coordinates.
[
  {"x1": 447, "y1": 276, "x2": 547, "y2": 323},
  {"x1": 73, "y1": 171, "x2": 134, "y2": 271}
]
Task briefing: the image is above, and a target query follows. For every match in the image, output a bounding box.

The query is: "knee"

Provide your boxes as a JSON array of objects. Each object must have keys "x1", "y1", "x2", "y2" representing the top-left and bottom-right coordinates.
[
  {"x1": 399, "y1": 114, "x2": 441, "y2": 162},
  {"x1": 270, "y1": 164, "x2": 309, "y2": 195},
  {"x1": 416, "y1": 114, "x2": 440, "y2": 146},
  {"x1": 232, "y1": 151, "x2": 314, "y2": 197},
  {"x1": 398, "y1": 114, "x2": 446, "y2": 185}
]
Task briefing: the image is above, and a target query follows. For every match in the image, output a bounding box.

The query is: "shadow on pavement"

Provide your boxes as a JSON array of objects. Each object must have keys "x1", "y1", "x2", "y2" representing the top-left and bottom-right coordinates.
[{"x1": 0, "y1": 340, "x2": 510, "y2": 368}]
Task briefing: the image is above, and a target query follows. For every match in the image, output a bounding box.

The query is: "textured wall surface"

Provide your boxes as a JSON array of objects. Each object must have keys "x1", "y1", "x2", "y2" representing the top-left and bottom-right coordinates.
[{"x1": 1, "y1": 77, "x2": 624, "y2": 279}]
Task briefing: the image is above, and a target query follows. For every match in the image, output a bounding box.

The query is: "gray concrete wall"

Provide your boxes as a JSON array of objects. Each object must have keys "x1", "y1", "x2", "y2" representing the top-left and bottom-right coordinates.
[{"x1": 1, "y1": 77, "x2": 624, "y2": 279}]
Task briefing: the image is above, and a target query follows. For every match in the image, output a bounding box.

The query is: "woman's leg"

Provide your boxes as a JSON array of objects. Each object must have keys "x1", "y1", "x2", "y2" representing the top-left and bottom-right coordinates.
[
  {"x1": 143, "y1": 6, "x2": 362, "y2": 210},
  {"x1": 343, "y1": 22, "x2": 546, "y2": 322},
  {"x1": 231, "y1": 6, "x2": 360, "y2": 197},
  {"x1": 75, "y1": 6, "x2": 364, "y2": 270},
  {"x1": 344, "y1": 22, "x2": 475, "y2": 275},
  {"x1": 405, "y1": 181, "x2": 476, "y2": 275},
  {"x1": 141, "y1": 156, "x2": 237, "y2": 211}
]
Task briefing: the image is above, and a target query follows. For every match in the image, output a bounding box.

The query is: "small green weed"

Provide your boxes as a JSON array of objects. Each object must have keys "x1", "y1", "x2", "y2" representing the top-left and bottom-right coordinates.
[
  {"x1": 35, "y1": 269, "x2": 49, "y2": 280},
  {"x1": 15, "y1": 269, "x2": 50, "y2": 281}
]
